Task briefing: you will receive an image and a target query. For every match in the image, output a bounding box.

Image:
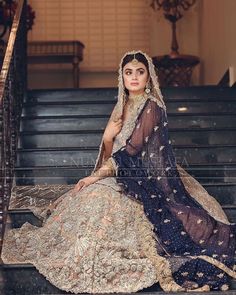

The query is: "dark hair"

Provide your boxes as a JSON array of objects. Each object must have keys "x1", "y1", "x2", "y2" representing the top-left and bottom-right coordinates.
[
  {"x1": 121, "y1": 53, "x2": 149, "y2": 95},
  {"x1": 121, "y1": 52, "x2": 149, "y2": 73}
]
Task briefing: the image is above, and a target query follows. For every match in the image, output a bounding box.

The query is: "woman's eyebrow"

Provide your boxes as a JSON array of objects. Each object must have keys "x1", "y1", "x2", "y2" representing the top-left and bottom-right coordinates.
[{"x1": 124, "y1": 67, "x2": 145, "y2": 71}]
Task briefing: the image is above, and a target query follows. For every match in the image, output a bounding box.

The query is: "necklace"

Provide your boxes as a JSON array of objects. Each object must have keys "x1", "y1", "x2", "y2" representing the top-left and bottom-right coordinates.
[{"x1": 126, "y1": 92, "x2": 147, "y2": 109}]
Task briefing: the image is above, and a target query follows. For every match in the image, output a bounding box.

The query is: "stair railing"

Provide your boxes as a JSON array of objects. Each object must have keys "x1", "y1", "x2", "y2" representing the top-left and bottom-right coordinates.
[
  {"x1": 0, "y1": 0, "x2": 27, "y2": 254},
  {"x1": 218, "y1": 67, "x2": 235, "y2": 87}
]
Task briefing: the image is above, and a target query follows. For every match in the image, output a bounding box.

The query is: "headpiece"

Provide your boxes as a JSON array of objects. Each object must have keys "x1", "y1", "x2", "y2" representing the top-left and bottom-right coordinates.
[{"x1": 131, "y1": 53, "x2": 139, "y2": 66}]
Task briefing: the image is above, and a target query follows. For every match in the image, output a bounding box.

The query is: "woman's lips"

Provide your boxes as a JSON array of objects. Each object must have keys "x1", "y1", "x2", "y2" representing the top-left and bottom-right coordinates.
[{"x1": 130, "y1": 82, "x2": 139, "y2": 86}]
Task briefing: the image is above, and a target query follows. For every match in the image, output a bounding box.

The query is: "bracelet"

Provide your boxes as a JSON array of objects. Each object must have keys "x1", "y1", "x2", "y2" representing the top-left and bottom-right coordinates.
[{"x1": 92, "y1": 157, "x2": 117, "y2": 178}]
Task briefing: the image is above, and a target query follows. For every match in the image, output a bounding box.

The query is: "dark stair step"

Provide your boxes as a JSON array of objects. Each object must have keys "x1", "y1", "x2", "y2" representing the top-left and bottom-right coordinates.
[
  {"x1": 15, "y1": 145, "x2": 236, "y2": 168},
  {"x1": 1, "y1": 263, "x2": 69, "y2": 295},
  {"x1": 174, "y1": 145, "x2": 236, "y2": 165},
  {"x1": 2, "y1": 262, "x2": 235, "y2": 295},
  {"x1": 27, "y1": 86, "x2": 236, "y2": 103},
  {"x1": 22, "y1": 103, "x2": 115, "y2": 117},
  {"x1": 12, "y1": 168, "x2": 236, "y2": 205},
  {"x1": 205, "y1": 183, "x2": 236, "y2": 206},
  {"x1": 23, "y1": 97, "x2": 236, "y2": 106},
  {"x1": 22, "y1": 100, "x2": 236, "y2": 117},
  {"x1": 20, "y1": 114, "x2": 236, "y2": 132},
  {"x1": 28, "y1": 87, "x2": 118, "y2": 103},
  {"x1": 14, "y1": 163, "x2": 236, "y2": 186},
  {"x1": 18, "y1": 129, "x2": 236, "y2": 149},
  {"x1": 8, "y1": 182, "x2": 236, "y2": 211},
  {"x1": 7, "y1": 204, "x2": 236, "y2": 228}
]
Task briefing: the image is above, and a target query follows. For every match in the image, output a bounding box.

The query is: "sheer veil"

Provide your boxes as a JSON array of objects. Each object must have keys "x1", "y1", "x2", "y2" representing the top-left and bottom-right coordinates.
[{"x1": 93, "y1": 50, "x2": 229, "y2": 225}]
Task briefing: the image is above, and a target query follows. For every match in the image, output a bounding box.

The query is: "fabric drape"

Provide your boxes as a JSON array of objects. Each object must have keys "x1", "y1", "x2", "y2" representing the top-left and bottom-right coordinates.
[{"x1": 110, "y1": 98, "x2": 236, "y2": 290}]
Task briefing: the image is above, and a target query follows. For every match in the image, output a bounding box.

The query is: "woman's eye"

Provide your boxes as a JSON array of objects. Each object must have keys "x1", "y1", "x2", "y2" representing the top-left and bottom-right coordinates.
[{"x1": 124, "y1": 69, "x2": 145, "y2": 75}]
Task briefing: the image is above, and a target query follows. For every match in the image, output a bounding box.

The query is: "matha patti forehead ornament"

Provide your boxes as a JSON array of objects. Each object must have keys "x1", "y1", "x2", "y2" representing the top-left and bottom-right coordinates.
[{"x1": 131, "y1": 53, "x2": 139, "y2": 66}]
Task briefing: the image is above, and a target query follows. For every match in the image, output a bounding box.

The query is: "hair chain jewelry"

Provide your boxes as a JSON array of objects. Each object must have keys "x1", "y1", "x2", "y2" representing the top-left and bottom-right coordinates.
[{"x1": 131, "y1": 53, "x2": 139, "y2": 66}]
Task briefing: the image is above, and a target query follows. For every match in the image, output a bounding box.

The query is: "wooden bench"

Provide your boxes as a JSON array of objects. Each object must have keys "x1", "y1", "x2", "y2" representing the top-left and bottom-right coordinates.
[{"x1": 27, "y1": 40, "x2": 85, "y2": 88}]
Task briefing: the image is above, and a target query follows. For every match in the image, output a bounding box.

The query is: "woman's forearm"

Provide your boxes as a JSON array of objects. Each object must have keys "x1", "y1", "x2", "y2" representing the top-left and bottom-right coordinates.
[
  {"x1": 91, "y1": 157, "x2": 116, "y2": 180},
  {"x1": 103, "y1": 137, "x2": 114, "y2": 160}
]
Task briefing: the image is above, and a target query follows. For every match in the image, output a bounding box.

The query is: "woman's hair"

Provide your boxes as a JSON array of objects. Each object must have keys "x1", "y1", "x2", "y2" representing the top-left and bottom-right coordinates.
[
  {"x1": 121, "y1": 52, "x2": 149, "y2": 73},
  {"x1": 121, "y1": 52, "x2": 149, "y2": 95}
]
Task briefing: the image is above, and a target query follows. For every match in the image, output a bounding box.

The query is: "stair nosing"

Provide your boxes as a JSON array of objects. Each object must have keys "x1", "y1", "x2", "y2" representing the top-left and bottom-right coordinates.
[
  {"x1": 19, "y1": 127, "x2": 236, "y2": 135},
  {"x1": 23, "y1": 97, "x2": 236, "y2": 106},
  {"x1": 14, "y1": 162, "x2": 236, "y2": 169},
  {"x1": 8, "y1": 205, "x2": 236, "y2": 215},
  {"x1": 23, "y1": 100, "x2": 116, "y2": 106},
  {"x1": 21, "y1": 112, "x2": 236, "y2": 120},
  {"x1": 2, "y1": 263, "x2": 36, "y2": 268},
  {"x1": 14, "y1": 165, "x2": 236, "y2": 171},
  {"x1": 21, "y1": 114, "x2": 110, "y2": 120},
  {"x1": 16, "y1": 144, "x2": 236, "y2": 152}
]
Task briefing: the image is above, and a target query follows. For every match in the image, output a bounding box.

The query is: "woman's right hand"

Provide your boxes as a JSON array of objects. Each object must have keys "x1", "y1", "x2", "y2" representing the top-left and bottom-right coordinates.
[{"x1": 103, "y1": 118, "x2": 123, "y2": 141}]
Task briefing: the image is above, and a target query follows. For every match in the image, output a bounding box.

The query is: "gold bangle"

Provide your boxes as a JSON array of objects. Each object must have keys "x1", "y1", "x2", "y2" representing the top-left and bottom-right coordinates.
[{"x1": 91, "y1": 158, "x2": 117, "y2": 178}]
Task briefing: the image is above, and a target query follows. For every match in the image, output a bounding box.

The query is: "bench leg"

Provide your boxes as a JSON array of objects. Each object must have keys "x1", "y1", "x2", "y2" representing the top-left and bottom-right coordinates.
[{"x1": 73, "y1": 57, "x2": 79, "y2": 88}]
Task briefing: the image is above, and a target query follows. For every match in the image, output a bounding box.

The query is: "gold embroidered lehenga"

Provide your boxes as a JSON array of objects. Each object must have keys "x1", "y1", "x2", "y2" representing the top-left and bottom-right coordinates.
[{"x1": 1, "y1": 51, "x2": 236, "y2": 294}]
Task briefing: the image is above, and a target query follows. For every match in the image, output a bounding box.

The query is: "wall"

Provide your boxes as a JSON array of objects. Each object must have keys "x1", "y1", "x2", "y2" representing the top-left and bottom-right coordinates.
[
  {"x1": 28, "y1": 0, "x2": 151, "y2": 88},
  {"x1": 149, "y1": 1, "x2": 201, "y2": 84},
  {"x1": 27, "y1": 0, "x2": 201, "y2": 88},
  {"x1": 200, "y1": 0, "x2": 236, "y2": 85}
]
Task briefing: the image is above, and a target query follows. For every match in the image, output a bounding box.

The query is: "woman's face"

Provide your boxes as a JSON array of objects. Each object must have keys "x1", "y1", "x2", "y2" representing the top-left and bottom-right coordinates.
[{"x1": 123, "y1": 61, "x2": 149, "y2": 95}]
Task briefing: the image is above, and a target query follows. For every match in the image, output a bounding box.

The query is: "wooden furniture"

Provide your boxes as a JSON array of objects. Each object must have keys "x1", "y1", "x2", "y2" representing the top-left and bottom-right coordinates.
[
  {"x1": 152, "y1": 54, "x2": 200, "y2": 87},
  {"x1": 27, "y1": 41, "x2": 85, "y2": 88}
]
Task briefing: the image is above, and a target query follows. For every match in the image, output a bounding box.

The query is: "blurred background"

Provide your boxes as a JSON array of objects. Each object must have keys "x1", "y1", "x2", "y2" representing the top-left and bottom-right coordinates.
[{"x1": 1, "y1": 0, "x2": 236, "y2": 89}]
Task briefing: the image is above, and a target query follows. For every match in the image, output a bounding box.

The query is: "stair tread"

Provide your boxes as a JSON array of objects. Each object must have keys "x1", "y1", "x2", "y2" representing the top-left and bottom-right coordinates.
[
  {"x1": 23, "y1": 97, "x2": 236, "y2": 105},
  {"x1": 8, "y1": 182, "x2": 236, "y2": 212},
  {"x1": 14, "y1": 163, "x2": 236, "y2": 170},
  {"x1": 21, "y1": 112, "x2": 236, "y2": 119},
  {"x1": 8, "y1": 204, "x2": 236, "y2": 212},
  {"x1": 16, "y1": 144, "x2": 236, "y2": 151},
  {"x1": 2, "y1": 259, "x2": 236, "y2": 294},
  {"x1": 18, "y1": 127, "x2": 236, "y2": 135},
  {"x1": 9, "y1": 183, "x2": 236, "y2": 194}
]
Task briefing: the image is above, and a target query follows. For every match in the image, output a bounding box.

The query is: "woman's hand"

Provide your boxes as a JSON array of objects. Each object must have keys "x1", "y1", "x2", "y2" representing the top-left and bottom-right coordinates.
[
  {"x1": 103, "y1": 118, "x2": 123, "y2": 142},
  {"x1": 73, "y1": 176, "x2": 97, "y2": 193}
]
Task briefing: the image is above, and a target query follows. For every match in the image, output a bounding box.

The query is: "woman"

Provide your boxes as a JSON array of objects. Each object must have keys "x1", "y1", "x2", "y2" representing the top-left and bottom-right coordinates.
[{"x1": 2, "y1": 50, "x2": 236, "y2": 293}]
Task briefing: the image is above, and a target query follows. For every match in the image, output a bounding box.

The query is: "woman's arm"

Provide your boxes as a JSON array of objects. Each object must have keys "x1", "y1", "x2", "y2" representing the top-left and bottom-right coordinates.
[
  {"x1": 102, "y1": 118, "x2": 122, "y2": 160},
  {"x1": 73, "y1": 158, "x2": 116, "y2": 192},
  {"x1": 103, "y1": 138, "x2": 114, "y2": 161},
  {"x1": 73, "y1": 116, "x2": 122, "y2": 193}
]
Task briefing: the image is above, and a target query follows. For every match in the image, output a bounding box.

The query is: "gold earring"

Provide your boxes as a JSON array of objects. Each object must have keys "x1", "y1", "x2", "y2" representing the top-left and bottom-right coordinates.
[{"x1": 145, "y1": 81, "x2": 151, "y2": 94}]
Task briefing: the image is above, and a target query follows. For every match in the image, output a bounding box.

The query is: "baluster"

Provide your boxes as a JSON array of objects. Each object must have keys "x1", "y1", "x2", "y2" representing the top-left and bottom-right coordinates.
[{"x1": 0, "y1": 0, "x2": 27, "y2": 253}]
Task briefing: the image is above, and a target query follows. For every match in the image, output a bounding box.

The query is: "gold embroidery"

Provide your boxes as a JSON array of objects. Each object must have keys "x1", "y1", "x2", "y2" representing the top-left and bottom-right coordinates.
[
  {"x1": 192, "y1": 255, "x2": 236, "y2": 279},
  {"x1": 176, "y1": 164, "x2": 230, "y2": 225},
  {"x1": 196, "y1": 272, "x2": 204, "y2": 277},
  {"x1": 181, "y1": 272, "x2": 188, "y2": 276},
  {"x1": 221, "y1": 284, "x2": 229, "y2": 291}
]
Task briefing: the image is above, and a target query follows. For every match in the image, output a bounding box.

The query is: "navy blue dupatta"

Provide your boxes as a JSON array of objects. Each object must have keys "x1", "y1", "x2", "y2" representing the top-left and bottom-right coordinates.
[{"x1": 112, "y1": 98, "x2": 236, "y2": 291}]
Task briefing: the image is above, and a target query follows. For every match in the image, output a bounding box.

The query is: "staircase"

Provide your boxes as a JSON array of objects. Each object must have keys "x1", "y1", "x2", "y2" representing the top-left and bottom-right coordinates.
[{"x1": 1, "y1": 86, "x2": 236, "y2": 294}]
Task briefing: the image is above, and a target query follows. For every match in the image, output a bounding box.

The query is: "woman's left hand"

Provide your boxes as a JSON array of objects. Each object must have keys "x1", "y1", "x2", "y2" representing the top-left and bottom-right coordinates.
[{"x1": 73, "y1": 176, "x2": 97, "y2": 193}]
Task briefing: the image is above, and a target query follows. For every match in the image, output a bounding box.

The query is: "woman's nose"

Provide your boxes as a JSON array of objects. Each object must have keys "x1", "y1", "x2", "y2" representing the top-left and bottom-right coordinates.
[{"x1": 132, "y1": 72, "x2": 138, "y2": 80}]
